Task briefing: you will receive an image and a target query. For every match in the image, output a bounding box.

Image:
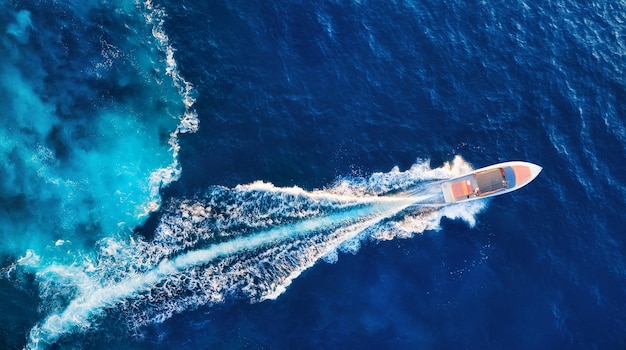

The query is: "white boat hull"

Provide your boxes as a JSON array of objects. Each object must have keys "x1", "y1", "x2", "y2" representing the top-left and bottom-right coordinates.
[{"x1": 441, "y1": 161, "x2": 542, "y2": 203}]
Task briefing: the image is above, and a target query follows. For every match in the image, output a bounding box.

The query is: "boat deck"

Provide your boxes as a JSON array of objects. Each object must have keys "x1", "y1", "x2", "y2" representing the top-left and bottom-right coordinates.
[
  {"x1": 443, "y1": 167, "x2": 510, "y2": 202},
  {"x1": 449, "y1": 175, "x2": 477, "y2": 200}
]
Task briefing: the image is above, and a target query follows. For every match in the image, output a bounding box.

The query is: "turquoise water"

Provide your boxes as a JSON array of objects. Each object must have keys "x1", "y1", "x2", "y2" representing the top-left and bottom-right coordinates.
[{"x1": 0, "y1": 1, "x2": 193, "y2": 259}]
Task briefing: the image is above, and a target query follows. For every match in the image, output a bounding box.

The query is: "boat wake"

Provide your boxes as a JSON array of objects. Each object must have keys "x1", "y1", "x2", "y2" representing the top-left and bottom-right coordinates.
[{"x1": 14, "y1": 157, "x2": 485, "y2": 349}]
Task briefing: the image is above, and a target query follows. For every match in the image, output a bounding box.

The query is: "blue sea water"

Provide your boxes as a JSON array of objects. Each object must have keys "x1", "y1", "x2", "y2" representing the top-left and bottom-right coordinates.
[{"x1": 0, "y1": 0, "x2": 625, "y2": 349}]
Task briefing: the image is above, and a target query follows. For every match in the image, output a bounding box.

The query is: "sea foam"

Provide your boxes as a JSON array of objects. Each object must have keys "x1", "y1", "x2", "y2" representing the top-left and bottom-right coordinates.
[{"x1": 24, "y1": 157, "x2": 485, "y2": 349}]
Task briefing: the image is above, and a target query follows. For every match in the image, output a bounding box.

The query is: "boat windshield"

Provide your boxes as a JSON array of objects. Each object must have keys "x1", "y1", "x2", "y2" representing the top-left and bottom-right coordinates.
[{"x1": 476, "y1": 168, "x2": 507, "y2": 193}]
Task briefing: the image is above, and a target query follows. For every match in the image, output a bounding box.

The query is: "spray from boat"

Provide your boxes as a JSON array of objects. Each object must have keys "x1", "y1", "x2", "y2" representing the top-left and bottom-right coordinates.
[
  {"x1": 19, "y1": 158, "x2": 544, "y2": 349},
  {"x1": 18, "y1": 157, "x2": 491, "y2": 349}
]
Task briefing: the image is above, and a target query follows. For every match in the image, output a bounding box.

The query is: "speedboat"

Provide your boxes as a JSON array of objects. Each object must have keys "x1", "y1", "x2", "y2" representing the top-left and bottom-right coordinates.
[{"x1": 441, "y1": 161, "x2": 542, "y2": 203}]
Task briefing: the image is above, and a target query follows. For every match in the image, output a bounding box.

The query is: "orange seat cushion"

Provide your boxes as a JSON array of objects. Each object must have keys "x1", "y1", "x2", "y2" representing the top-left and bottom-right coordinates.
[{"x1": 451, "y1": 179, "x2": 473, "y2": 198}]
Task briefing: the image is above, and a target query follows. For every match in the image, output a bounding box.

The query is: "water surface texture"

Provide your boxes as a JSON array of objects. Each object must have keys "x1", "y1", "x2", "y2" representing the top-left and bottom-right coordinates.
[{"x1": 0, "y1": 1, "x2": 624, "y2": 349}]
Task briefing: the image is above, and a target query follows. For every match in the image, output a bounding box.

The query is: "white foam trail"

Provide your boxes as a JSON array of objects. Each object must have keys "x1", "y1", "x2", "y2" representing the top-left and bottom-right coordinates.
[
  {"x1": 261, "y1": 198, "x2": 418, "y2": 299},
  {"x1": 141, "y1": 0, "x2": 200, "y2": 215},
  {"x1": 23, "y1": 157, "x2": 485, "y2": 349},
  {"x1": 27, "y1": 198, "x2": 410, "y2": 348}
]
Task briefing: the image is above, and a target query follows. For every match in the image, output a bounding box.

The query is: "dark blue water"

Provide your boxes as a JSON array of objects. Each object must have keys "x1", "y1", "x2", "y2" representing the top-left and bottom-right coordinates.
[{"x1": 1, "y1": 0, "x2": 624, "y2": 349}]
